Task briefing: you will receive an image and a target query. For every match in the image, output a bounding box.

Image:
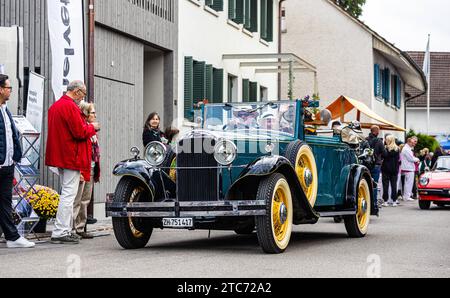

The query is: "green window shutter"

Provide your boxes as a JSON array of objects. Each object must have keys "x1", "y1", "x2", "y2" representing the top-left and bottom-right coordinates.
[
  {"x1": 250, "y1": 81, "x2": 258, "y2": 102},
  {"x1": 242, "y1": 79, "x2": 250, "y2": 102},
  {"x1": 213, "y1": 68, "x2": 224, "y2": 103},
  {"x1": 261, "y1": 0, "x2": 273, "y2": 41},
  {"x1": 205, "y1": 0, "x2": 213, "y2": 7},
  {"x1": 228, "y1": 0, "x2": 236, "y2": 19},
  {"x1": 244, "y1": 0, "x2": 251, "y2": 29},
  {"x1": 374, "y1": 64, "x2": 380, "y2": 97},
  {"x1": 184, "y1": 56, "x2": 194, "y2": 120},
  {"x1": 385, "y1": 69, "x2": 391, "y2": 103},
  {"x1": 193, "y1": 61, "x2": 206, "y2": 104},
  {"x1": 205, "y1": 64, "x2": 213, "y2": 103},
  {"x1": 213, "y1": 0, "x2": 223, "y2": 11},
  {"x1": 234, "y1": 0, "x2": 244, "y2": 24},
  {"x1": 266, "y1": 0, "x2": 273, "y2": 42},
  {"x1": 396, "y1": 76, "x2": 402, "y2": 108},
  {"x1": 261, "y1": 0, "x2": 267, "y2": 39},
  {"x1": 250, "y1": 0, "x2": 258, "y2": 32}
]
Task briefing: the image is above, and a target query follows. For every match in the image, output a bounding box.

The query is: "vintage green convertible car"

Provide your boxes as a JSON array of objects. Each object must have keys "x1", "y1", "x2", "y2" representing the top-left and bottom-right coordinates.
[{"x1": 106, "y1": 99, "x2": 374, "y2": 254}]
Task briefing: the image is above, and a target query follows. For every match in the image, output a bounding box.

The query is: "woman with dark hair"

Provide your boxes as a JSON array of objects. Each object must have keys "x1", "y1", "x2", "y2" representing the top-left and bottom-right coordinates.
[
  {"x1": 143, "y1": 112, "x2": 165, "y2": 147},
  {"x1": 431, "y1": 146, "x2": 444, "y2": 169}
]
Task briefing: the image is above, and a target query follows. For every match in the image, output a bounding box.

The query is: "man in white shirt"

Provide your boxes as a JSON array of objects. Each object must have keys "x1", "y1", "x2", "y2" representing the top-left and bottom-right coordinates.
[
  {"x1": 0, "y1": 74, "x2": 35, "y2": 248},
  {"x1": 401, "y1": 137, "x2": 420, "y2": 202}
]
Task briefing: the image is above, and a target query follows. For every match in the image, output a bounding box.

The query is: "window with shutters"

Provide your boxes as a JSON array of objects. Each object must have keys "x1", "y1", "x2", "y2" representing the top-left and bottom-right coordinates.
[
  {"x1": 260, "y1": 86, "x2": 268, "y2": 101},
  {"x1": 242, "y1": 79, "x2": 250, "y2": 102},
  {"x1": 212, "y1": 68, "x2": 224, "y2": 103},
  {"x1": 261, "y1": 0, "x2": 273, "y2": 42},
  {"x1": 184, "y1": 57, "x2": 194, "y2": 120},
  {"x1": 228, "y1": 74, "x2": 238, "y2": 103},
  {"x1": 243, "y1": 0, "x2": 258, "y2": 32},
  {"x1": 206, "y1": 0, "x2": 224, "y2": 11},
  {"x1": 250, "y1": 81, "x2": 258, "y2": 102},
  {"x1": 229, "y1": 0, "x2": 244, "y2": 24},
  {"x1": 392, "y1": 75, "x2": 402, "y2": 109},
  {"x1": 381, "y1": 68, "x2": 391, "y2": 103},
  {"x1": 374, "y1": 64, "x2": 381, "y2": 98}
]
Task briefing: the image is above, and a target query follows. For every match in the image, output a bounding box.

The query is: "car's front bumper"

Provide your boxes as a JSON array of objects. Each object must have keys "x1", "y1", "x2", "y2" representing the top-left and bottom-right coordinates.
[
  {"x1": 418, "y1": 188, "x2": 450, "y2": 201},
  {"x1": 105, "y1": 194, "x2": 267, "y2": 218}
]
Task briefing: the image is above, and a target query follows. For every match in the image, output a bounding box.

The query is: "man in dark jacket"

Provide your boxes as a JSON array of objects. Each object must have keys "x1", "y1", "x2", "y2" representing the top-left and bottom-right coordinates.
[
  {"x1": 366, "y1": 125, "x2": 385, "y2": 216},
  {"x1": 0, "y1": 74, "x2": 35, "y2": 248}
]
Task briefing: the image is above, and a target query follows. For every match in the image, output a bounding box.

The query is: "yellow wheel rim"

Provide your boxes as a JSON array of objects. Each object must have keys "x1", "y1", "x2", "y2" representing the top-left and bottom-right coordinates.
[
  {"x1": 294, "y1": 145, "x2": 318, "y2": 207},
  {"x1": 271, "y1": 179, "x2": 293, "y2": 250},
  {"x1": 128, "y1": 186, "x2": 145, "y2": 238},
  {"x1": 356, "y1": 179, "x2": 371, "y2": 234}
]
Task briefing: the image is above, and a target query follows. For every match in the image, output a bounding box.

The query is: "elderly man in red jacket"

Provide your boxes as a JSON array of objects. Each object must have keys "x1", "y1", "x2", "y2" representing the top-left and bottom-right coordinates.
[{"x1": 46, "y1": 81, "x2": 100, "y2": 244}]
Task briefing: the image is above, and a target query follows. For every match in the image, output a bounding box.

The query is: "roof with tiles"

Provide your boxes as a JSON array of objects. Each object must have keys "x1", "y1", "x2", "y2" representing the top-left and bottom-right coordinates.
[{"x1": 406, "y1": 51, "x2": 450, "y2": 107}]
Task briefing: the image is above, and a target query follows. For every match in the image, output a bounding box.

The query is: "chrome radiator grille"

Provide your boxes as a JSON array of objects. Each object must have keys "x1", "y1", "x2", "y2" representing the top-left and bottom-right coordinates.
[{"x1": 177, "y1": 137, "x2": 218, "y2": 201}]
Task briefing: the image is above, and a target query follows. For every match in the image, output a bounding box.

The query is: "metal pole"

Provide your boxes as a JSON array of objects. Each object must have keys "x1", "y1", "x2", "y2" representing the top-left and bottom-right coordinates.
[
  {"x1": 278, "y1": 0, "x2": 286, "y2": 101},
  {"x1": 88, "y1": 0, "x2": 95, "y2": 103}
]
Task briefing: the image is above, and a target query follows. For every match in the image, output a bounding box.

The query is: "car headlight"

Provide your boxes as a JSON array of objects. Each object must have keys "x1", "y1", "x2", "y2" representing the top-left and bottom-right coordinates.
[
  {"x1": 144, "y1": 142, "x2": 167, "y2": 167},
  {"x1": 419, "y1": 176, "x2": 430, "y2": 186},
  {"x1": 214, "y1": 140, "x2": 237, "y2": 166}
]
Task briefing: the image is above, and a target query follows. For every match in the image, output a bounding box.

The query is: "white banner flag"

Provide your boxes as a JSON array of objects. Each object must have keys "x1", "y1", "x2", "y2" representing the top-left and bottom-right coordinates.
[
  {"x1": 47, "y1": 0, "x2": 85, "y2": 100},
  {"x1": 25, "y1": 71, "x2": 45, "y2": 169}
]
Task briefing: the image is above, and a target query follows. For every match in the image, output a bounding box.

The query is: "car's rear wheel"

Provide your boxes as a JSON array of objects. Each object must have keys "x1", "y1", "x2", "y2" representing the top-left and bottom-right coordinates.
[
  {"x1": 419, "y1": 200, "x2": 431, "y2": 210},
  {"x1": 284, "y1": 141, "x2": 318, "y2": 207},
  {"x1": 112, "y1": 177, "x2": 153, "y2": 249},
  {"x1": 344, "y1": 177, "x2": 371, "y2": 238},
  {"x1": 255, "y1": 173, "x2": 293, "y2": 254}
]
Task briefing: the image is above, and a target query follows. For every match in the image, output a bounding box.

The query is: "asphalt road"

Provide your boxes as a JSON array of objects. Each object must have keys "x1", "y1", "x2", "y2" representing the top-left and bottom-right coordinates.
[{"x1": 1, "y1": 201, "x2": 449, "y2": 278}]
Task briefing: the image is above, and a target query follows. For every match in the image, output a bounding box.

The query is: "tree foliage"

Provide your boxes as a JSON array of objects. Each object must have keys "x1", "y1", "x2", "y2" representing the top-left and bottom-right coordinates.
[
  {"x1": 407, "y1": 130, "x2": 440, "y2": 154},
  {"x1": 334, "y1": 0, "x2": 366, "y2": 18}
]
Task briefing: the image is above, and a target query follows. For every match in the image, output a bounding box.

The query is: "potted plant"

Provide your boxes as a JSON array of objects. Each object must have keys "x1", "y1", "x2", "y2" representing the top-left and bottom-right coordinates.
[{"x1": 24, "y1": 185, "x2": 60, "y2": 233}]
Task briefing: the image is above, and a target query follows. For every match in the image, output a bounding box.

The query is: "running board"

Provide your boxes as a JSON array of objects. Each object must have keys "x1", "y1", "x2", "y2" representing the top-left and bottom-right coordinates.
[{"x1": 318, "y1": 211, "x2": 356, "y2": 217}]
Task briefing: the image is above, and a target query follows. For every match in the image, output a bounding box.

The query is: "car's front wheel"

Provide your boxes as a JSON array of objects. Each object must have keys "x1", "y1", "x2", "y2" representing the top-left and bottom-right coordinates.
[
  {"x1": 255, "y1": 173, "x2": 293, "y2": 254},
  {"x1": 419, "y1": 200, "x2": 431, "y2": 210},
  {"x1": 112, "y1": 177, "x2": 153, "y2": 249}
]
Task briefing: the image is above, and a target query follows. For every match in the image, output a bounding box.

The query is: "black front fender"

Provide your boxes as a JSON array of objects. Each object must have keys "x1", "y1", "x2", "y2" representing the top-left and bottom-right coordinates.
[
  {"x1": 345, "y1": 164, "x2": 374, "y2": 214},
  {"x1": 113, "y1": 159, "x2": 157, "y2": 198},
  {"x1": 227, "y1": 155, "x2": 319, "y2": 224}
]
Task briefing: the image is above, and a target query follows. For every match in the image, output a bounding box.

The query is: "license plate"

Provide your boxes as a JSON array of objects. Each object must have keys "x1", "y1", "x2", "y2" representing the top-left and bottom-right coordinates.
[{"x1": 162, "y1": 218, "x2": 194, "y2": 228}]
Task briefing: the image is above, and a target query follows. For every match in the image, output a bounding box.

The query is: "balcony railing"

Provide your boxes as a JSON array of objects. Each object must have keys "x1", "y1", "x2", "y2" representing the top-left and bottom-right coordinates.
[{"x1": 127, "y1": 0, "x2": 175, "y2": 22}]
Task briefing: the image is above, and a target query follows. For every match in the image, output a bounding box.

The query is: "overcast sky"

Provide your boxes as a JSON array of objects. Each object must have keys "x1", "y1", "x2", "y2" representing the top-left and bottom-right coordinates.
[{"x1": 361, "y1": 0, "x2": 450, "y2": 52}]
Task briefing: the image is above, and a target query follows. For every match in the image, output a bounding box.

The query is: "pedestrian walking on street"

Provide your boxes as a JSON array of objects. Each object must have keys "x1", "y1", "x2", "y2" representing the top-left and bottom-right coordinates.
[
  {"x1": 45, "y1": 81, "x2": 100, "y2": 245},
  {"x1": 381, "y1": 135, "x2": 400, "y2": 207},
  {"x1": 366, "y1": 125, "x2": 385, "y2": 215},
  {"x1": 73, "y1": 102, "x2": 101, "y2": 239},
  {"x1": 400, "y1": 137, "x2": 420, "y2": 202},
  {"x1": 0, "y1": 74, "x2": 35, "y2": 248}
]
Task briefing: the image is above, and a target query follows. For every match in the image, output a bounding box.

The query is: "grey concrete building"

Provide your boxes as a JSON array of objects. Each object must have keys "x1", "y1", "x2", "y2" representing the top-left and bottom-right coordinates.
[{"x1": 0, "y1": 0, "x2": 178, "y2": 216}]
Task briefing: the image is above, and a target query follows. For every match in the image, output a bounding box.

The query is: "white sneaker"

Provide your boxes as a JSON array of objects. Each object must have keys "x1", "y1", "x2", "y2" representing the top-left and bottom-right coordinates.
[
  {"x1": 6, "y1": 237, "x2": 36, "y2": 249},
  {"x1": 392, "y1": 202, "x2": 399, "y2": 207},
  {"x1": 406, "y1": 198, "x2": 415, "y2": 202},
  {"x1": 382, "y1": 202, "x2": 390, "y2": 207}
]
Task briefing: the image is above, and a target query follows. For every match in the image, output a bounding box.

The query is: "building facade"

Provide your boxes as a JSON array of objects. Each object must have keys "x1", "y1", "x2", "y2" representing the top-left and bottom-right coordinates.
[
  {"x1": 280, "y1": 0, "x2": 426, "y2": 139},
  {"x1": 406, "y1": 51, "x2": 450, "y2": 137},
  {"x1": 177, "y1": 0, "x2": 280, "y2": 128},
  {"x1": 0, "y1": 0, "x2": 178, "y2": 217}
]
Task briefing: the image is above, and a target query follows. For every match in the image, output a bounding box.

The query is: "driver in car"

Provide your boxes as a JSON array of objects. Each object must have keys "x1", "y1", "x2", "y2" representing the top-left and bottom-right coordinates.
[
  {"x1": 225, "y1": 109, "x2": 259, "y2": 130},
  {"x1": 279, "y1": 105, "x2": 295, "y2": 134}
]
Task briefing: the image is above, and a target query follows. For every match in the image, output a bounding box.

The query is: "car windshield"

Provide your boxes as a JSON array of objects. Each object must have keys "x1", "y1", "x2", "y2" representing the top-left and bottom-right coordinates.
[
  {"x1": 202, "y1": 102, "x2": 297, "y2": 137},
  {"x1": 435, "y1": 157, "x2": 450, "y2": 171}
]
